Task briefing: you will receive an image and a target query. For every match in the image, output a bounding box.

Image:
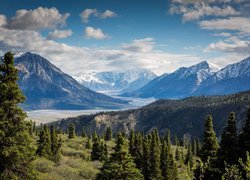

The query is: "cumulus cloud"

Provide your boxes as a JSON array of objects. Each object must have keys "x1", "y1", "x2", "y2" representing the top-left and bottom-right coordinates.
[
  {"x1": 169, "y1": 3, "x2": 239, "y2": 22},
  {"x1": 199, "y1": 17, "x2": 250, "y2": 33},
  {"x1": 84, "y1": 26, "x2": 108, "y2": 40},
  {"x1": 80, "y1": 9, "x2": 117, "y2": 23},
  {"x1": 47, "y1": 29, "x2": 73, "y2": 39},
  {"x1": 0, "y1": 25, "x2": 204, "y2": 75},
  {"x1": 205, "y1": 37, "x2": 250, "y2": 54},
  {"x1": 122, "y1": 38, "x2": 155, "y2": 53},
  {"x1": 6, "y1": 7, "x2": 70, "y2": 30},
  {"x1": 99, "y1": 10, "x2": 117, "y2": 19},
  {"x1": 80, "y1": 9, "x2": 97, "y2": 23},
  {"x1": 0, "y1": 15, "x2": 7, "y2": 27}
]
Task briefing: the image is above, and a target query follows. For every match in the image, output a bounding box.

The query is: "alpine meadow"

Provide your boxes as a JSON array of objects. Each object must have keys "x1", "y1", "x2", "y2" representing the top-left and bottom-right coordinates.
[{"x1": 0, "y1": 0, "x2": 250, "y2": 180}]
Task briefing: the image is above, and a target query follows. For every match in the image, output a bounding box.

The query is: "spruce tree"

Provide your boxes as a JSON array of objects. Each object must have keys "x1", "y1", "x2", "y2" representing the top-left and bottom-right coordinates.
[
  {"x1": 36, "y1": 125, "x2": 52, "y2": 159},
  {"x1": 134, "y1": 132, "x2": 144, "y2": 170},
  {"x1": 105, "y1": 126, "x2": 112, "y2": 141},
  {"x1": 175, "y1": 147, "x2": 180, "y2": 161},
  {"x1": 149, "y1": 129, "x2": 162, "y2": 179},
  {"x1": 97, "y1": 133, "x2": 143, "y2": 179},
  {"x1": 129, "y1": 129, "x2": 135, "y2": 156},
  {"x1": 239, "y1": 108, "x2": 250, "y2": 159},
  {"x1": 68, "y1": 123, "x2": 75, "y2": 139},
  {"x1": 161, "y1": 140, "x2": 170, "y2": 179},
  {"x1": 142, "y1": 135, "x2": 151, "y2": 179},
  {"x1": 91, "y1": 132, "x2": 102, "y2": 161},
  {"x1": 185, "y1": 143, "x2": 194, "y2": 169},
  {"x1": 50, "y1": 125, "x2": 61, "y2": 163},
  {"x1": 166, "y1": 154, "x2": 178, "y2": 180},
  {"x1": 219, "y1": 112, "x2": 238, "y2": 167},
  {"x1": 201, "y1": 115, "x2": 219, "y2": 162},
  {"x1": 0, "y1": 52, "x2": 36, "y2": 178}
]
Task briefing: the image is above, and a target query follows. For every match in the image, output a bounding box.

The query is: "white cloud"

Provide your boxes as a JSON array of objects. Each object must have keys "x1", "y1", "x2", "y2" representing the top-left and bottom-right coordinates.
[
  {"x1": 99, "y1": 10, "x2": 117, "y2": 19},
  {"x1": 84, "y1": 26, "x2": 108, "y2": 40},
  {"x1": 0, "y1": 15, "x2": 7, "y2": 27},
  {"x1": 205, "y1": 37, "x2": 250, "y2": 54},
  {"x1": 0, "y1": 26, "x2": 203, "y2": 75},
  {"x1": 212, "y1": 32, "x2": 231, "y2": 37},
  {"x1": 80, "y1": 9, "x2": 117, "y2": 23},
  {"x1": 122, "y1": 38, "x2": 155, "y2": 53},
  {"x1": 170, "y1": 3, "x2": 239, "y2": 22},
  {"x1": 79, "y1": 9, "x2": 97, "y2": 23},
  {"x1": 199, "y1": 17, "x2": 250, "y2": 33},
  {"x1": 6, "y1": 7, "x2": 70, "y2": 30},
  {"x1": 47, "y1": 29, "x2": 73, "y2": 39}
]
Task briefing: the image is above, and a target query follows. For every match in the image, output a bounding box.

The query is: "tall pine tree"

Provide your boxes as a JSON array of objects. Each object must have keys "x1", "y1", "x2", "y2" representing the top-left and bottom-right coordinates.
[
  {"x1": 0, "y1": 52, "x2": 36, "y2": 178},
  {"x1": 219, "y1": 112, "x2": 238, "y2": 166},
  {"x1": 201, "y1": 115, "x2": 219, "y2": 162},
  {"x1": 97, "y1": 133, "x2": 143, "y2": 179},
  {"x1": 68, "y1": 123, "x2": 75, "y2": 139},
  {"x1": 239, "y1": 108, "x2": 250, "y2": 159}
]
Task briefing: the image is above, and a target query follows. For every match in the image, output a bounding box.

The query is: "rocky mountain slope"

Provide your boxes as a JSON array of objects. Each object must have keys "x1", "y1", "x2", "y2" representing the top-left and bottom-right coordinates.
[{"x1": 15, "y1": 52, "x2": 127, "y2": 110}]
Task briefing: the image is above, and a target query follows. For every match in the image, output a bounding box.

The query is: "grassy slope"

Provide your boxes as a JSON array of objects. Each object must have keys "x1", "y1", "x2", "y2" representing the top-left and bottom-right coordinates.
[{"x1": 31, "y1": 135, "x2": 193, "y2": 180}]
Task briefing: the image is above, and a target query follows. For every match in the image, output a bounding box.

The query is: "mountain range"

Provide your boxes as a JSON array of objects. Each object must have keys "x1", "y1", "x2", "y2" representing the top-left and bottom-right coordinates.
[
  {"x1": 123, "y1": 57, "x2": 250, "y2": 99},
  {"x1": 14, "y1": 52, "x2": 127, "y2": 110},
  {"x1": 73, "y1": 69, "x2": 156, "y2": 93}
]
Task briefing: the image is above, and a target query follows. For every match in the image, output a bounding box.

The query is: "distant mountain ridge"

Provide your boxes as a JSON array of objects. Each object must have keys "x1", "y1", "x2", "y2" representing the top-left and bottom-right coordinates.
[
  {"x1": 14, "y1": 52, "x2": 127, "y2": 110},
  {"x1": 73, "y1": 69, "x2": 156, "y2": 93},
  {"x1": 124, "y1": 57, "x2": 250, "y2": 99}
]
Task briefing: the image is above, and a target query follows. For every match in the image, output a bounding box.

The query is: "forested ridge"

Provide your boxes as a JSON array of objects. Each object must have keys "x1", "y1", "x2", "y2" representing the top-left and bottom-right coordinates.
[
  {"x1": 54, "y1": 90, "x2": 250, "y2": 138},
  {"x1": 1, "y1": 52, "x2": 250, "y2": 179}
]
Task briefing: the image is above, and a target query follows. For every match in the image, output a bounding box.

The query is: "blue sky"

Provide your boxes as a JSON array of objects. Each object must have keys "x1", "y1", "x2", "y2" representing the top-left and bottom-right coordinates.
[{"x1": 0, "y1": 0, "x2": 249, "y2": 75}]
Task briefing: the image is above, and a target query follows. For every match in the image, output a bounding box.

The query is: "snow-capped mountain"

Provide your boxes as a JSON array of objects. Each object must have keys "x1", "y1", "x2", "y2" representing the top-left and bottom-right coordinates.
[
  {"x1": 195, "y1": 57, "x2": 250, "y2": 96},
  {"x1": 73, "y1": 69, "x2": 156, "y2": 93},
  {"x1": 14, "y1": 52, "x2": 127, "y2": 109},
  {"x1": 124, "y1": 61, "x2": 219, "y2": 99}
]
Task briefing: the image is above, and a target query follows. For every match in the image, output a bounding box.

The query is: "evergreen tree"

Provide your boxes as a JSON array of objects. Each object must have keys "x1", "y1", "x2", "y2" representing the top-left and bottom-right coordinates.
[
  {"x1": 166, "y1": 154, "x2": 178, "y2": 180},
  {"x1": 129, "y1": 129, "x2": 135, "y2": 156},
  {"x1": 185, "y1": 143, "x2": 194, "y2": 169},
  {"x1": 239, "y1": 108, "x2": 250, "y2": 159},
  {"x1": 100, "y1": 141, "x2": 108, "y2": 162},
  {"x1": 219, "y1": 112, "x2": 238, "y2": 167},
  {"x1": 134, "y1": 132, "x2": 144, "y2": 170},
  {"x1": 91, "y1": 132, "x2": 102, "y2": 161},
  {"x1": 164, "y1": 129, "x2": 171, "y2": 152},
  {"x1": 201, "y1": 115, "x2": 219, "y2": 162},
  {"x1": 142, "y1": 135, "x2": 151, "y2": 179},
  {"x1": 160, "y1": 140, "x2": 170, "y2": 179},
  {"x1": 149, "y1": 129, "x2": 162, "y2": 179},
  {"x1": 50, "y1": 125, "x2": 61, "y2": 163},
  {"x1": 0, "y1": 52, "x2": 36, "y2": 178},
  {"x1": 175, "y1": 147, "x2": 180, "y2": 161},
  {"x1": 97, "y1": 133, "x2": 143, "y2": 179},
  {"x1": 36, "y1": 125, "x2": 52, "y2": 159},
  {"x1": 105, "y1": 126, "x2": 112, "y2": 141},
  {"x1": 33, "y1": 121, "x2": 36, "y2": 134},
  {"x1": 68, "y1": 123, "x2": 75, "y2": 139},
  {"x1": 174, "y1": 135, "x2": 179, "y2": 146}
]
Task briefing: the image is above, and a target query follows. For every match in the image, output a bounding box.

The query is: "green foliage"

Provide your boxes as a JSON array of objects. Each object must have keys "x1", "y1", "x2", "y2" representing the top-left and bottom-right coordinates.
[
  {"x1": 219, "y1": 112, "x2": 239, "y2": 174},
  {"x1": 50, "y1": 125, "x2": 62, "y2": 163},
  {"x1": 97, "y1": 133, "x2": 143, "y2": 179},
  {"x1": 201, "y1": 115, "x2": 219, "y2": 162},
  {"x1": 239, "y1": 108, "x2": 250, "y2": 159},
  {"x1": 105, "y1": 126, "x2": 112, "y2": 141},
  {"x1": 185, "y1": 143, "x2": 194, "y2": 169},
  {"x1": 0, "y1": 52, "x2": 36, "y2": 179},
  {"x1": 85, "y1": 137, "x2": 92, "y2": 149},
  {"x1": 149, "y1": 129, "x2": 162, "y2": 179},
  {"x1": 37, "y1": 125, "x2": 52, "y2": 159},
  {"x1": 68, "y1": 123, "x2": 75, "y2": 139},
  {"x1": 91, "y1": 133, "x2": 102, "y2": 161}
]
